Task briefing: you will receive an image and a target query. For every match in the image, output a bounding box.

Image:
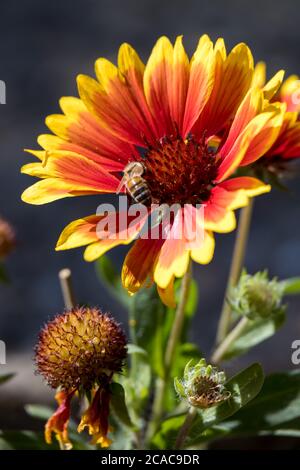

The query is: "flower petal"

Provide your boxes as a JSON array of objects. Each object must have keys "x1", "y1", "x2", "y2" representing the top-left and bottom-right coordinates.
[
  {"x1": 193, "y1": 41, "x2": 254, "y2": 137},
  {"x1": 190, "y1": 230, "x2": 215, "y2": 264},
  {"x1": 45, "y1": 97, "x2": 134, "y2": 170},
  {"x1": 56, "y1": 212, "x2": 147, "y2": 261},
  {"x1": 204, "y1": 207, "x2": 236, "y2": 233},
  {"x1": 77, "y1": 73, "x2": 151, "y2": 146},
  {"x1": 240, "y1": 103, "x2": 285, "y2": 166},
  {"x1": 266, "y1": 115, "x2": 300, "y2": 159},
  {"x1": 216, "y1": 126, "x2": 254, "y2": 182},
  {"x1": 168, "y1": 36, "x2": 190, "y2": 134},
  {"x1": 56, "y1": 215, "x2": 103, "y2": 250},
  {"x1": 252, "y1": 61, "x2": 266, "y2": 89},
  {"x1": 95, "y1": 55, "x2": 156, "y2": 144},
  {"x1": 21, "y1": 151, "x2": 119, "y2": 204},
  {"x1": 143, "y1": 36, "x2": 174, "y2": 136},
  {"x1": 118, "y1": 42, "x2": 158, "y2": 139},
  {"x1": 78, "y1": 387, "x2": 112, "y2": 449},
  {"x1": 204, "y1": 187, "x2": 240, "y2": 232},
  {"x1": 217, "y1": 98, "x2": 284, "y2": 181},
  {"x1": 83, "y1": 213, "x2": 147, "y2": 262},
  {"x1": 182, "y1": 34, "x2": 215, "y2": 136},
  {"x1": 45, "y1": 390, "x2": 74, "y2": 450},
  {"x1": 220, "y1": 177, "x2": 271, "y2": 197},
  {"x1": 157, "y1": 277, "x2": 176, "y2": 308},
  {"x1": 280, "y1": 74, "x2": 300, "y2": 112},
  {"x1": 263, "y1": 70, "x2": 285, "y2": 100},
  {"x1": 122, "y1": 238, "x2": 164, "y2": 294},
  {"x1": 154, "y1": 209, "x2": 190, "y2": 289},
  {"x1": 218, "y1": 88, "x2": 263, "y2": 160}
]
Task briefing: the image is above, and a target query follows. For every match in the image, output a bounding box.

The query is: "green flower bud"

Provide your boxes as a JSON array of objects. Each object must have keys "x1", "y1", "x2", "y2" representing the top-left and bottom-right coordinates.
[
  {"x1": 174, "y1": 358, "x2": 231, "y2": 409},
  {"x1": 228, "y1": 270, "x2": 286, "y2": 320}
]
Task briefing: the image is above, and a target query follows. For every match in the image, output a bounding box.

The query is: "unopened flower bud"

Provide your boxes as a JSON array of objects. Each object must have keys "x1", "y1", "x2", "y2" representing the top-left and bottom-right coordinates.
[
  {"x1": 174, "y1": 358, "x2": 231, "y2": 409},
  {"x1": 228, "y1": 270, "x2": 285, "y2": 320}
]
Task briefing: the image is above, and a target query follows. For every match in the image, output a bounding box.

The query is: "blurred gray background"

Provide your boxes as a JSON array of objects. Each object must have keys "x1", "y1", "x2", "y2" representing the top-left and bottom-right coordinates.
[{"x1": 0, "y1": 0, "x2": 300, "y2": 430}]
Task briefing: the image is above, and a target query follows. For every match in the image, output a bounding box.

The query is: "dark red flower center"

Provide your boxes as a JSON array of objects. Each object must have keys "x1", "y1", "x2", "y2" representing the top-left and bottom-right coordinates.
[{"x1": 137, "y1": 133, "x2": 220, "y2": 206}]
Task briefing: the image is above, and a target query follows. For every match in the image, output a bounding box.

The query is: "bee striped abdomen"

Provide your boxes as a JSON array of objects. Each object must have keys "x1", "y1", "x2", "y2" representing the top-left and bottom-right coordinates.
[{"x1": 128, "y1": 177, "x2": 151, "y2": 205}]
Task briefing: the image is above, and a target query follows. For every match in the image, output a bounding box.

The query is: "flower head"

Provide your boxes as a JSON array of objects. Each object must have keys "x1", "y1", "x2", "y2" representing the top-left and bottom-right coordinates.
[
  {"x1": 35, "y1": 307, "x2": 127, "y2": 449},
  {"x1": 174, "y1": 358, "x2": 230, "y2": 408},
  {"x1": 228, "y1": 270, "x2": 286, "y2": 320},
  {"x1": 22, "y1": 35, "x2": 285, "y2": 306},
  {"x1": 249, "y1": 63, "x2": 300, "y2": 179}
]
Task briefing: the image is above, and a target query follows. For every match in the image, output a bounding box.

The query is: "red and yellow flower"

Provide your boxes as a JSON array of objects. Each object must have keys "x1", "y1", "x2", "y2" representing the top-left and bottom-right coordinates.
[
  {"x1": 252, "y1": 63, "x2": 300, "y2": 166},
  {"x1": 22, "y1": 35, "x2": 285, "y2": 306}
]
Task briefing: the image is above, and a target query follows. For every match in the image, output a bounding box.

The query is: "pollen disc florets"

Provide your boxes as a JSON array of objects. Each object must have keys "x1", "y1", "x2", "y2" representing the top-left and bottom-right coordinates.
[
  {"x1": 138, "y1": 133, "x2": 219, "y2": 206},
  {"x1": 35, "y1": 307, "x2": 127, "y2": 391}
]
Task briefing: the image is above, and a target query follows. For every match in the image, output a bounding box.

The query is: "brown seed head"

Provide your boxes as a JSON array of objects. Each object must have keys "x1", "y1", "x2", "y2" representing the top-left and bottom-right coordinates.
[{"x1": 35, "y1": 307, "x2": 127, "y2": 391}]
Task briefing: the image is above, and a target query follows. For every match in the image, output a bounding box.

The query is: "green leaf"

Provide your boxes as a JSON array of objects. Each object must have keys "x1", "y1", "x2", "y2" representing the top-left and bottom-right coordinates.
[
  {"x1": 95, "y1": 255, "x2": 131, "y2": 308},
  {"x1": 222, "y1": 312, "x2": 286, "y2": 360},
  {"x1": 152, "y1": 363, "x2": 264, "y2": 449},
  {"x1": 127, "y1": 343, "x2": 148, "y2": 358},
  {"x1": 24, "y1": 403, "x2": 83, "y2": 437},
  {"x1": 0, "y1": 430, "x2": 58, "y2": 450},
  {"x1": 119, "y1": 342, "x2": 151, "y2": 419},
  {"x1": 0, "y1": 429, "x2": 92, "y2": 450},
  {"x1": 170, "y1": 370, "x2": 300, "y2": 445},
  {"x1": 109, "y1": 419, "x2": 135, "y2": 450},
  {"x1": 0, "y1": 373, "x2": 15, "y2": 385},
  {"x1": 224, "y1": 370, "x2": 300, "y2": 434},
  {"x1": 281, "y1": 277, "x2": 300, "y2": 295},
  {"x1": 110, "y1": 382, "x2": 135, "y2": 429},
  {"x1": 24, "y1": 404, "x2": 53, "y2": 421}
]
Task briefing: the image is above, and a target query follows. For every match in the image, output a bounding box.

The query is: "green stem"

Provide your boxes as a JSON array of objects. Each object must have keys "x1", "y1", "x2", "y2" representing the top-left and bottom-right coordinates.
[
  {"x1": 165, "y1": 260, "x2": 192, "y2": 376},
  {"x1": 216, "y1": 200, "x2": 254, "y2": 345},
  {"x1": 145, "y1": 261, "x2": 192, "y2": 445},
  {"x1": 211, "y1": 316, "x2": 249, "y2": 364},
  {"x1": 175, "y1": 406, "x2": 197, "y2": 449}
]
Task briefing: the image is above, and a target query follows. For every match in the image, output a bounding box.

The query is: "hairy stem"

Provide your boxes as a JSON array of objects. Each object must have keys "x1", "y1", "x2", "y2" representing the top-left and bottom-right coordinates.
[
  {"x1": 211, "y1": 316, "x2": 249, "y2": 364},
  {"x1": 216, "y1": 200, "x2": 254, "y2": 345},
  {"x1": 165, "y1": 260, "x2": 192, "y2": 377},
  {"x1": 175, "y1": 406, "x2": 197, "y2": 449}
]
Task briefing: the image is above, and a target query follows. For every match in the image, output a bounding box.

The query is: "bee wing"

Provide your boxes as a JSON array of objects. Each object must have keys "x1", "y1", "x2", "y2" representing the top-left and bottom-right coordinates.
[{"x1": 116, "y1": 176, "x2": 126, "y2": 194}]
